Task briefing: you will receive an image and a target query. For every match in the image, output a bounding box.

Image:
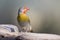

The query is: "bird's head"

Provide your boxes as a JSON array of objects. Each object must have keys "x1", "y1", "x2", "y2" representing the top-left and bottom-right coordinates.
[
  {"x1": 18, "y1": 7, "x2": 29, "y2": 16},
  {"x1": 22, "y1": 7, "x2": 29, "y2": 14}
]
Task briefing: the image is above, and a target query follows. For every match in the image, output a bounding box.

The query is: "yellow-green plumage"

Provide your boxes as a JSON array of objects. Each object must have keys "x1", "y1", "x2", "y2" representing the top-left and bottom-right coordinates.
[
  {"x1": 17, "y1": 13, "x2": 30, "y2": 27},
  {"x1": 17, "y1": 13, "x2": 30, "y2": 22},
  {"x1": 17, "y1": 13, "x2": 32, "y2": 32}
]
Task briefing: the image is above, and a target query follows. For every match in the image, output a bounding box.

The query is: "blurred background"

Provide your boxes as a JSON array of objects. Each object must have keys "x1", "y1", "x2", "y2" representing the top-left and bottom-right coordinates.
[{"x1": 0, "y1": 0, "x2": 60, "y2": 34}]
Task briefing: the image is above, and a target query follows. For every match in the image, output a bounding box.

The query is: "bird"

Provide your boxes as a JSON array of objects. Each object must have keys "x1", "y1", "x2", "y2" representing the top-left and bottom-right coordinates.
[{"x1": 17, "y1": 7, "x2": 33, "y2": 32}]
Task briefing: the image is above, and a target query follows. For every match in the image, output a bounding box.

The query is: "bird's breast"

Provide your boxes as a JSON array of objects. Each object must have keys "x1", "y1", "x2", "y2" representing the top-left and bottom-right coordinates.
[{"x1": 18, "y1": 14, "x2": 29, "y2": 22}]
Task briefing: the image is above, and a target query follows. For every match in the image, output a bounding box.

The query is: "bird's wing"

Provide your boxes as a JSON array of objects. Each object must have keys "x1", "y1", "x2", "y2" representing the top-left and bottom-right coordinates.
[{"x1": 18, "y1": 8, "x2": 22, "y2": 16}]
